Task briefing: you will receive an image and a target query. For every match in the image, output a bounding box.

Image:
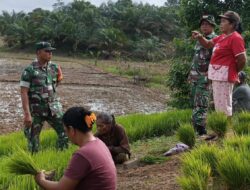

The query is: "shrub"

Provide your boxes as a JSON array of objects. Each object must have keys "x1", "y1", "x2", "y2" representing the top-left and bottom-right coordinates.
[
  {"x1": 207, "y1": 112, "x2": 228, "y2": 137},
  {"x1": 166, "y1": 58, "x2": 192, "y2": 109},
  {"x1": 177, "y1": 124, "x2": 195, "y2": 148}
]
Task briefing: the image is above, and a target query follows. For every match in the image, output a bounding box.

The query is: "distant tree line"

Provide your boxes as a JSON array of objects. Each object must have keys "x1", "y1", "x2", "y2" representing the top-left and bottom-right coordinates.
[
  {"x1": 0, "y1": 0, "x2": 182, "y2": 61},
  {"x1": 0, "y1": 0, "x2": 249, "y2": 61}
]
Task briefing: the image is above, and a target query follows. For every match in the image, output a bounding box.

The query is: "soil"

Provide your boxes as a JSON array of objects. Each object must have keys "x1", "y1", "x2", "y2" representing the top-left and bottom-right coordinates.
[
  {"x1": 117, "y1": 156, "x2": 181, "y2": 190},
  {"x1": 0, "y1": 57, "x2": 180, "y2": 190}
]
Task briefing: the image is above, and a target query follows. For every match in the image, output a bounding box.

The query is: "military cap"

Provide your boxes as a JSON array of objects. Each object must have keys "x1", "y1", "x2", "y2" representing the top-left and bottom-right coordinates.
[
  {"x1": 199, "y1": 15, "x2": 216, "y2": 27},
  {"x1": 36, "y1": 42, "x2": 56, "y2": 51}
]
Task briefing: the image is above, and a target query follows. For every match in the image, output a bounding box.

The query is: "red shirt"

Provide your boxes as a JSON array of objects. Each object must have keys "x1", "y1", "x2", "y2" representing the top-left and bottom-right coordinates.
[
  {"x1": 64, "y1": 139, "x2": 117, "y2": 190},
  {"x1": 211, "y1": 31, "x2": 245, "y2": 82}
]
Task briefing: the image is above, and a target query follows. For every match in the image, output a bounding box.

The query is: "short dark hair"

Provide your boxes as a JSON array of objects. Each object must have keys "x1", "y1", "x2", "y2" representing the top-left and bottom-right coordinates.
[{"x1": 62, "y1": 106, "x2": 93, "y2": 133}]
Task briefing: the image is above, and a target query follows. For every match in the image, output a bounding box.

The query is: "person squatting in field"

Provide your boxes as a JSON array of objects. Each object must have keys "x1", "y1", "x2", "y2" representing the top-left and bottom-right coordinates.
[
  {"x1": 95, "y1": 112, "x2": 131, "y2": 164},
  {"x1": 233, "y1": 71, "x2": 250, "y2": 112},
  {"x1": 192, "y1": 11, "x2": 247, "y2": 117},
  {"x1": 35, "y1": 106, "x2": 117, "y2": 190},
  {"x1": 20, "y1": 42, "x2": 68, "y2": 152},
  {"x1": 188, "y1": 15, "x2": 217, "y2": 136}
]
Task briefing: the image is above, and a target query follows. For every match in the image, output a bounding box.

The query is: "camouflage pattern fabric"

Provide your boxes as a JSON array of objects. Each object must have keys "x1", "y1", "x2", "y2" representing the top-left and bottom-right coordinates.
[
  {"x1": 20, "y1": 60, "x2": 68, "y2": 152},
  {"x1": 24, "y1": 114, "x2": 68, "y2": 152},
  {"x1": 188, "y1": 33, "x2": 216, "y2": 132}
]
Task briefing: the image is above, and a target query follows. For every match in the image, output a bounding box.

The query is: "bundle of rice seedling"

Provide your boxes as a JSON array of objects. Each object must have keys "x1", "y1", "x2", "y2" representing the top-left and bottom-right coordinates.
[
  {"x1": 178, "y1": 174, "x2": 205, "y2": 190},
  {"x1": 177, "y1": 124, "x2": 195, "y2": 148},
  {"x1": 178, "y1": 154, "x2": 211, "y2": 190},
  {"x1": 6, "y1": 148, "x2": 39, "y2": 176},
  {"x1": 217, "y1": 148, "x2": 250, "y2": 189},
  {"x1": 233, "y1": 112, "x2": 250, "y2": 135},
  {"x1": 207, "y1": 112, "x2": 228, "y2": 137}
]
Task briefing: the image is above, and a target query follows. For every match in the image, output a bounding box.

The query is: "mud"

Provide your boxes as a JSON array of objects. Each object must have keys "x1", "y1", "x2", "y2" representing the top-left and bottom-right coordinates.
[{"x1": 0, "y1": 58, "x2": 167, "y2": 134}]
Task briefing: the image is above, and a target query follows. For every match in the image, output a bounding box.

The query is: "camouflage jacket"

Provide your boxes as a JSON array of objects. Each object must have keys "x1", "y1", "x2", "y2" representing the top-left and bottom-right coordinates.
[
  {"x1": 189, "y1": 32, "x2": 217, "y2": 84},
  {"x1": 20, "y1": 60, "x2": 63, "y2": 117}
]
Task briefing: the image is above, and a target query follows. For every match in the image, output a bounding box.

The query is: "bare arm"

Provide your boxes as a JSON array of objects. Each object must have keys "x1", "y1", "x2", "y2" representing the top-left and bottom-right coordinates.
[
  {"x1": 236, "y1": 53, "x2": 247, "y2": 72},
  {"x1": 192, "y1": 31, "x2": 214, "y2": 49},
  {"x1": 35, "y1": 172, "x2": 79, "y2": 190},
  {"x1": 20, "y1": 86, "x2": 32, "y2": 127}
]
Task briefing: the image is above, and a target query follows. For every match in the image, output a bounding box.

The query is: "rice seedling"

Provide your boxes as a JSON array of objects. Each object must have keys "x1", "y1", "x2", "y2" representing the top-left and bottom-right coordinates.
[
  {"x1": 177, "y1": 123, "x2": 195, "y2": 148},
  {"x1": 178, "y1": 174, "x2": 207, "y2": 190},
  {"x1": 207, "y1": 112, "x2": 228, "y2": 137},
  {"x1": 6, "y1": 148, "x2": 39, "y2": 176},
  {"x1": 224, "y1": 135, "x2": 250, "y2": 150},
  {"x1": 217, "y1": 148, "x2": 250, "y2": 190},
  {"x1": 190, "y1": 144, "x2": 219, "y2": 176},
  {"x1": 179, "y1": 153, "x2": 211, "y2": 190},
  {"x1": 0, "y1": 132, "x2": 26, "y2": 157},
  {"x1": 7, "y1": 176, "x2": 38, "y2": 190},
  {"x1": 233, "y1": 112, "x2": 250, "y2": 135},
  {"x1": 140, "y1": 155, "x2": 168, "y2": 165},
  {"x1": 181, "y1": 154, "x2": 211, "y2": 182},
  {"x1": 117, "y1": 109, "x2": 191, "y2": 142}
]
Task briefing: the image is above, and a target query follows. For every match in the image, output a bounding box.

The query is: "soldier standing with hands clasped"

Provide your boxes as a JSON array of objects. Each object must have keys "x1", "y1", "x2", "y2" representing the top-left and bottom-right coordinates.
[
  {"x1": 20, "y1": 42, "x2": 68, "y2": 152},
  {"x1": 188, "y1": 15, "x2": 217, "y2": 136}
]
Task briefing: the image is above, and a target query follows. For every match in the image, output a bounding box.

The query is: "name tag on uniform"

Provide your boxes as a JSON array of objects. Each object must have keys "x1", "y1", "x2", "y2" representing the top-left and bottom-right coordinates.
[
  {"x1": 48, "y1": 85, "x2": 53, "y2": 90},
  {"x1": 41, "y1": 93, "x2": 49, "y2": 98}
]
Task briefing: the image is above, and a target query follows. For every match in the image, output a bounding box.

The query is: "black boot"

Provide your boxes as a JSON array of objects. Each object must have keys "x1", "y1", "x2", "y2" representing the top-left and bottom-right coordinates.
[{"x1": 195, "y1": 124, "x2": 207, "y2": 136}]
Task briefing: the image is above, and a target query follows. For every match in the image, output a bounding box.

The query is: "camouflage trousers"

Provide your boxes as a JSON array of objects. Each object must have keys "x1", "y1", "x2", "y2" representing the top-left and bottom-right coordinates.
[
  {"x1": 191, "y1": 82, "x2": 209, "y2": 128},
  {"x1": 24, "y1": 113, "x2": 68, "y2": 153}
]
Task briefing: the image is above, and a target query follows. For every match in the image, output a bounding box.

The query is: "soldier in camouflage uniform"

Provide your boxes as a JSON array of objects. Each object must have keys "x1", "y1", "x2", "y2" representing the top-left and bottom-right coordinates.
[
  {"x1": 188, "y1": 15, "x2": 217, "y2": 135},
  {"x1": 20, "y1": 42, "x2": 68, "y2": 152}
]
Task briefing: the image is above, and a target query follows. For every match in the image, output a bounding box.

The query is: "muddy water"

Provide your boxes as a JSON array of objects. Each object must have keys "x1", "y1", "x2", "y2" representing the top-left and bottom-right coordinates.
[{"x1": 0, "y1": 58, "x2": 167, "y2": 134}]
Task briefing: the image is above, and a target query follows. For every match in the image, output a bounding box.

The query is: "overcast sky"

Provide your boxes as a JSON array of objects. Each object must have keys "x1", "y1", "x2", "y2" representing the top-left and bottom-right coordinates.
[{"x1": 0, "y1": 0, "x2": 166, "y2": 12}]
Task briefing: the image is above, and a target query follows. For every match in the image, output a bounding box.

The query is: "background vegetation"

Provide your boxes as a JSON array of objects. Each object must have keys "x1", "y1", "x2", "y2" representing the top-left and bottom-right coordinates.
[{"x1": 1, "y1": 0, "x2": 250, "y2": 108}]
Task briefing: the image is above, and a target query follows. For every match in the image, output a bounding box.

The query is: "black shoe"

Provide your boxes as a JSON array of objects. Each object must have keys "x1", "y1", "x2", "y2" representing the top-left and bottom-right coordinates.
[{"x1": 197, "y1": 126, "x2": 207, "y2": 136}]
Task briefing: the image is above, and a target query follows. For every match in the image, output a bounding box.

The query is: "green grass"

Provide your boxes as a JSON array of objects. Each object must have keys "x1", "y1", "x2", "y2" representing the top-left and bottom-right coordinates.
[{"x1": 0, "y1": 110, "x2": 188, "y2": 189}]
